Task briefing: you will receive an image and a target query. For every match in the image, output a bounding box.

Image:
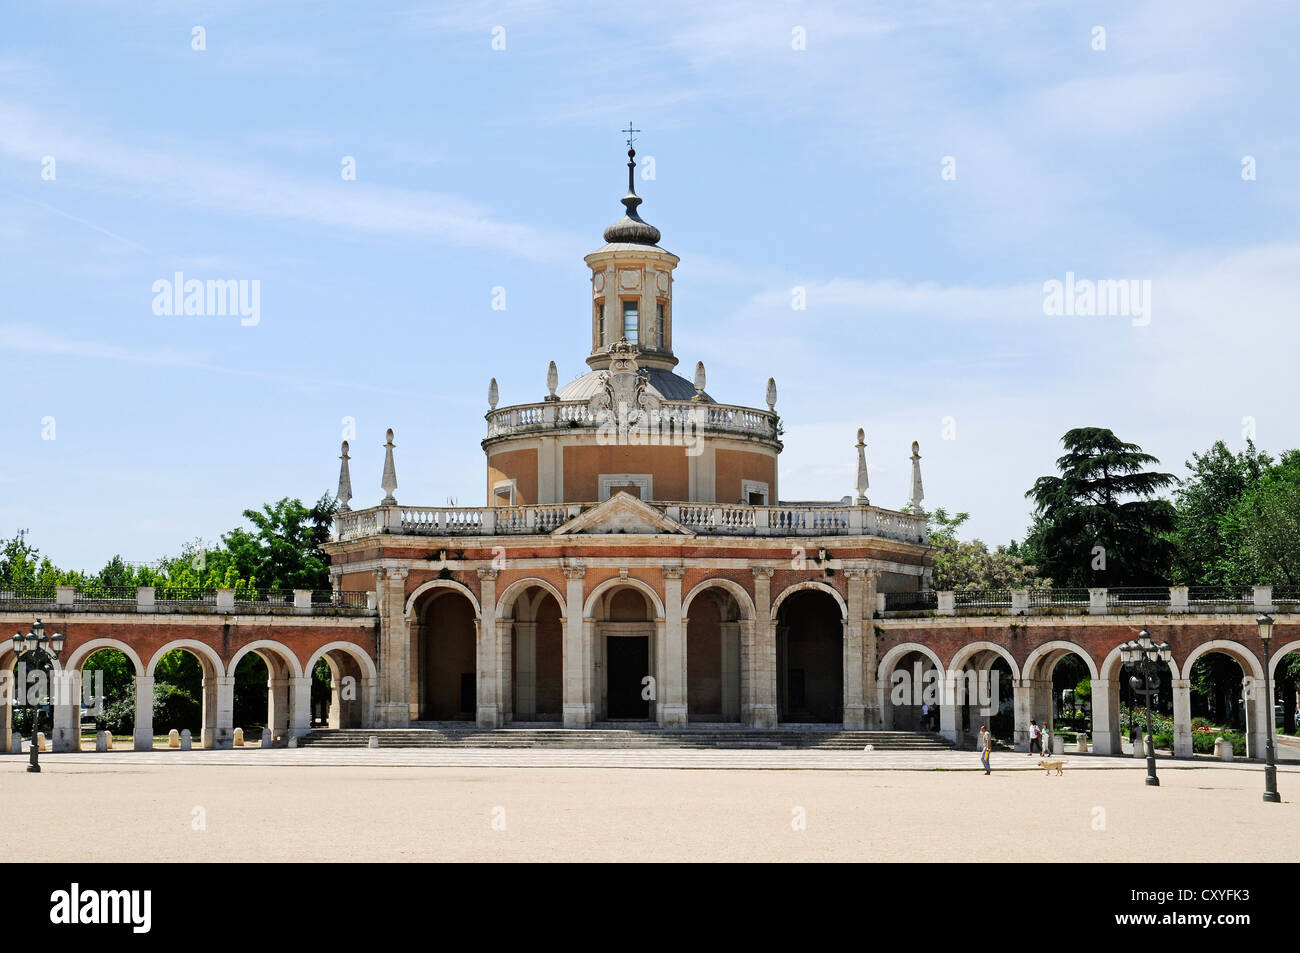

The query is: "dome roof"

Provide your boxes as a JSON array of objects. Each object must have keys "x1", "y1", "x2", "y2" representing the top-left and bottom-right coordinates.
[{"x1": 558, "y1": 367, "x2": 712, "y2": 403}]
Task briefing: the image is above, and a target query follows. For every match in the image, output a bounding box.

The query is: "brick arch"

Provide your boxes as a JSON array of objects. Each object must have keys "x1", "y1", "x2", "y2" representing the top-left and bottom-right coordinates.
[
  {"x1": 65, "y1": 638, "x2": 145, "y2": 675},
  {"x1": 583, "y1": 576, "x2": 665, "y2": 619},
  {"x1": 682, "y1": 578, "x2": 756, "y2": 621},
  {"x1": 1023, "y1": 640, "x2": 1099, "y2": 681},
  {"x1": 770, "y1": 580, "x2": 847, "y2": 620},
  {"x1": 1180, "y1": 639, "x2": 1264, "y2": 681},
  {"x1": 146, "y1": 639, "x2": 225, "y2": 678},
  {"x1": 228, "y1": 640, "x2": 305, "y2": 680},
  {"x1": 405, "y1": 579, "x2": 481, "y2": 619},
  {"x1": 495, "y1": 577, "x2": 566, "y2": 620},
  {"x1": 948, "y1": 641, "x2": 1021, "y2": 682}
]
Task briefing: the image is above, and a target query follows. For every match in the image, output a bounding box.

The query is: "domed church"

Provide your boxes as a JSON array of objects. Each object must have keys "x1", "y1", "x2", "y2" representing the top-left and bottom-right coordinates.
[{"x1": 326, "y1": 137, "x2": 932, "y2": 732}]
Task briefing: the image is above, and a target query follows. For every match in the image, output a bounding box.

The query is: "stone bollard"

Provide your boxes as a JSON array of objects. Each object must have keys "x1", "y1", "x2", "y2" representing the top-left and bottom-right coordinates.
[
  {"x1": 95, "y1": 730, "x2": 110, "y2": 752},
  {"x1": 168, "y1": 729, "x2": 180, "y2": 748},
  {"x1": 1076, "y1": 734, "x2": 1089, "y2": 754},
  {"x1": 261, "y1": 729, "x2": 273, "y2": 748},
  {"x1": 36, "y1": 732, "x2": 48, "y2": 752},
  {"x1": 233, "y1": 727, "x2": 244, "y2": 747},
  {"x1": 1052, "y1": 735, "x2": 1064, "y2": 755},
  {"x1": 287, "y1": 735, "x2": 298, "y2": 749},
  {"x1": 368, "y1": 735, "x2": 380, "y2": 750},
  {"x1": 180, "y1": 729, "x2": 192, "y2": 751},
  {"x1": 9, "y1": 733, "x2": 22, "y2": 753},
  {"x1": 1216, "y1": 737, "x2": 1233, "y2": 761}
]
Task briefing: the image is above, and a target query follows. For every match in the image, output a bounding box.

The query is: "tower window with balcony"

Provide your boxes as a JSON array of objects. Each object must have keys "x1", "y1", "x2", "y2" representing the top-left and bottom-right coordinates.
[
  {"x1": 622, "y1": 299, "x2": 638, "y2": 344},
  {"x1": 656, "y1": 301, "x2": 666, "y2": 349}
]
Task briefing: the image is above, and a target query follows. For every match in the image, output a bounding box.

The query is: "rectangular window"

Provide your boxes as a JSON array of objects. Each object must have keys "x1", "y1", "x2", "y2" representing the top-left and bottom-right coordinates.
[
  {"x1": 656, "y1": 302, "x2": 665, "y2": 349},
  {"x1": 598, "y1": 303, "x2": 605, "y2": 345},
  {"x1": 622, "y1": 299, "x2": 638, "y2": 344}
]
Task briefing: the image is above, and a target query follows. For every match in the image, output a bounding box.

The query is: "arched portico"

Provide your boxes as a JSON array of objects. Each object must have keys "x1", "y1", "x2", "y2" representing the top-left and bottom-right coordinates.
[
  {"x1": 1096, "y1": 644, "x2": 1181, "y2": 757},
  {"x1": 1180, "y1": 640, "x2": 1267, "y2": 760},
  {"x1": 229, "y1": 641, "x2": 305, "y2": 745},
  {"x1": 1020, "y1": 641, "x2": 1099, "y2": 754},
  {"x1": 63, "y1": 639, "x2": 144, "y2": 753},
  {"x1": 878, "y1": 642, "x2": 945, "y2": 734},
  {"x1": 147, "y1": 639, "x2": 229, "y2": 750},
  {"x1": 304, "y1": 642, "x2": 378, "y2": 730},
  {"x1": 498, "y1": 580, "x2": 565, "y2": 724}
]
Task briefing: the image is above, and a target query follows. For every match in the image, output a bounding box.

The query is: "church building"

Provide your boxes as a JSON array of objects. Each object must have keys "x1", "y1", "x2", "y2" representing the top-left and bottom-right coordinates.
[{"x1": 325, "y1": 140, "x2": 932, "y2": 731}]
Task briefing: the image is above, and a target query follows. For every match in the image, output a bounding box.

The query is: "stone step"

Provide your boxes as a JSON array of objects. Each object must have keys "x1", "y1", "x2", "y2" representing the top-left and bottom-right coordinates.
[{"x1": 296, "y1": 727, "x2": 956, "y2": 751}]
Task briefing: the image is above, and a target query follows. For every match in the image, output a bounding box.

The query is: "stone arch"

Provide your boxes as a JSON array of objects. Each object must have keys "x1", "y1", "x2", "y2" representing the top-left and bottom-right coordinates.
[
  {"x1": 406, "y1": 578, "x2": 481, "y2": 619},
  {"x1": 948, "y1": 641, "x2": 1022, "y2": 682},
  {"x1": 1270, "y1": 639, "x2": 1300, "y2": 682},
  {"x1": 66, "y1": 638, "x2": 145, "y2": 675},
  {"x1": 1180, "y1": 639, "x2": 1264, "y2": 680},
  {"x1": 1023, "y1": 640, "x2": 1099, "y2": 681},
  {"x1": 877, "y1": 642, "x2": 946, "y2": 685},
  {"x1": 1099, "y1": 644, "x2": 1179, "y2": 682},
  {"x1": 682, "y1": 578, "x2": 757, "y2": 621},
  {"x1": 877, "y1": 642, "x2": 946, "y2": 733},
  {"x1": 147, "y1": 639, "x2": 225, "y2": 678},
  {"x1": 770, "y1": 580, "x2": 847, "y2": 620},
  {"x1": 495, "y1": 576, "x2": 566, "y2": 620},
  {"x1": 304, "y1": 641, "x2": 379, "y2": 681},
  {"x1": 583, "y1": 576, "x2": 665, "y2": 619},
  {"x1": 228, "y1": 640, "x2": 305, "y2": 680}
]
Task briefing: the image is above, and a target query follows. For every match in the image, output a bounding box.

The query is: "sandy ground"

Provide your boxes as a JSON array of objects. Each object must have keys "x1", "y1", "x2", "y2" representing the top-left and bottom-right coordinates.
[{"x1": 3, "y1": 750, "x2": 1296, "y2": 862}]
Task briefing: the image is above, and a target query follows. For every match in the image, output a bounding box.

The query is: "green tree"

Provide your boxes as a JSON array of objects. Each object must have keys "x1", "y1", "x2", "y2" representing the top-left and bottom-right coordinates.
[
  {"x1": 221, "y1": 494, "x2": 337, "y2": 590},
  {"x1": 1023, "y1": 428, "x2": 1177, "y2": 587},
  {"x1": 1167, "y1": 440, "x2": 1272, "y2": 586},
  {"x1": 921, "y1": 507, "x2": 1050, "y2": 591},
  {"x1": 1222, "y1": 451, "x2": 1300, "y2": 587}
]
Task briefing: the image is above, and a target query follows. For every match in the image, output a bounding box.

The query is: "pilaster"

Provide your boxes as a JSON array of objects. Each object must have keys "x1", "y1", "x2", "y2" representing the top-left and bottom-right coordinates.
[{"x1": 748, "y1": 566, "x2": 777, "y2": 727}]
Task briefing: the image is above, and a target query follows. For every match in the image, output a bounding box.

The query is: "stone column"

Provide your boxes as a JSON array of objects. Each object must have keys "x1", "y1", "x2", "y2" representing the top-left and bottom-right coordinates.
[
  {"x1": 1091, "y1": 679, "x2": 1121, "y2": 755},
  {"x1": 497, "y1": 618, "x2": 514, "y2": 724},
  {"x1": 862, "y1": 570, "x2": 881, "y2": 727},
  {"x1": 720, "y1": 621, "x2": 741, "y2": 722},
  {"x1": 51, "y1": 669, "x2": 81, "y2": 752},
  {"x1": 841, "y1": 568, "x2": 866, "y2": 729},
  {"x1": 938, "y1": 671, "x2": 960, "y2": 743},
  {"x1": 268, "y1": 676, "x2": 291, "y2": 742},
  {"x1": 475, "y1": 569, "x2": 500, "y2": 728},
  {"x1": 1247, "y1": 680, "x2": 1268, "y2": 760},
  {"x1": 134, "y1": 675, "x2": 155, "y2": 751},
  {"x1": 1172, "y1": 678, "x2": 1193, "y2": 758},
  {"x1": 1012, "y1": 678, "x2": 1034, "y2": 750},
  {"x1": 210, "y1": 676, "x2": 234, "y2": 749},
  {"x1": 749, "y1": 567, "x2": 777, "y2": 728},
  {"x1": 562, "y1": 565, "x2": 591, "y2": 728},
  {"x1": 290, "y1": 676, "x2": 312, "y2": 738},
  {"x1": 514, "y1": 621, "x2": 537, "y2": 719},
  {"x1": 375, "y1": 566, "x2": 412, "y2": 727},
  {"x1": 660, "y1": 567, "x2": 688, "y2": 727}
]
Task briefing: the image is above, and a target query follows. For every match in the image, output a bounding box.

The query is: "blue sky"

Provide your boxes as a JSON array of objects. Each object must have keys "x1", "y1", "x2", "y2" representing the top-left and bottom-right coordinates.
[{"x1": 2, "y1": 0, "x2": 1298, "y2": 570}]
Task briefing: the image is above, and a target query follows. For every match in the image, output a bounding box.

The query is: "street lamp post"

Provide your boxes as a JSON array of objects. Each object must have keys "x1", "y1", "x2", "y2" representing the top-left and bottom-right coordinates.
[
  {"x1": 1257, "y1": 613, "x2": 1281, "y2": 804},
  {"x1": 11, "y1": 619, "x2": 65, "y2": 773},
  {"x1": 1120, "y1": 629, "x2": 1172, "y2": 787}
]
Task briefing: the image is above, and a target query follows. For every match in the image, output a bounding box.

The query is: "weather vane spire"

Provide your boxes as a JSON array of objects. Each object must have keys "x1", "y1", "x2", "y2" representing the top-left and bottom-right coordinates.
[{"x1": 623, "y1": 121, "x2": 640, "y2": 151}]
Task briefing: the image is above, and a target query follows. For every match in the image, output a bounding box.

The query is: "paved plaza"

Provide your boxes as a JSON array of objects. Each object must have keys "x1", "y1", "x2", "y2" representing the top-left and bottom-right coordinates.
[{"x1": 3, "y1": 749, "x2": 1295, "y2": 862}]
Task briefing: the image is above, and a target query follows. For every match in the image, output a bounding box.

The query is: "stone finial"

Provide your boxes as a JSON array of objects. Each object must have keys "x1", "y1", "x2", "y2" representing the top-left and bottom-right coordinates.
[
  {"x1": 381, "y1": 428, "x2": 398, "y2": 505},
  {"x1": 336, "y1": 440, "x2": 353, "y2": 513},
  {"x1": 855, "y1": 428, "x2": 869, "y2": 505},
  {"x1": 766, "y1": 377, "x2": 777, "y2": 411},
  {"x1": 488, "y1": 377, "x2": 499, "y2": 410},
  {"x1": 910, "y1": 440, "x2": 925, "y2": 515},
  {"x1": 693, "y1": 361, "x2": 706, "y2": 398},
  {"x1": 545, "y1": 361, "x2": 559, "y2": 401}
]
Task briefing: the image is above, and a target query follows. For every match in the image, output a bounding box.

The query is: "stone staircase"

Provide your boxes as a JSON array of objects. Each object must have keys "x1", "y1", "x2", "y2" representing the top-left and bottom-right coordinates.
[{"x1": 296, "y1": 722, "x2": 955, "y2": 750}]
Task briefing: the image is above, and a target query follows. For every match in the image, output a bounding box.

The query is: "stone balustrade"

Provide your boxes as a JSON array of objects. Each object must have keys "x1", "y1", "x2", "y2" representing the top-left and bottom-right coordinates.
[
  {"x1": 879, "y1": 585, "x2": 1296, "y2": 617},
  {"x1": 0, "y1": 586, "x2": 376, "y2": 615},
  {"x1": 485, "y1": 398, "x2": 780, "y2": 442},
  {"x1": 335, "y1": 501, "x2": 930, "y2": 543}
]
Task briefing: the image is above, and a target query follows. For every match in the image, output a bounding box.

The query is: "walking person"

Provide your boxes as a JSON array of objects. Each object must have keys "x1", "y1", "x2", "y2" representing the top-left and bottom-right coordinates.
[
  {"x1": 1028, "y1": 719, "x2": 1041, "y2": 755},
  {"x1": 1042, "y1": 722, "x2": 1052, "y2": 756},
  {"x1": 979, "y1": 724, "x2": 992, "y2": 775},
  {"x1": 921, "y1": 702, "x2": 931, "y2": 731}
]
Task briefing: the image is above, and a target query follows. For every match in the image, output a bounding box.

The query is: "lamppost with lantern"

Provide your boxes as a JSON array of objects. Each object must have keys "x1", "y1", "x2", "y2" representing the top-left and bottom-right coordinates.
[
  {"x1": 1119, "y1": 629, "x2": 1172, "y2": 787},
  {"x1": 11, "y1": 619, "x2": 64, "y2": 773},
  {"x1": 1257, "y1": 613, "x2": 1281, "y2": 804}
]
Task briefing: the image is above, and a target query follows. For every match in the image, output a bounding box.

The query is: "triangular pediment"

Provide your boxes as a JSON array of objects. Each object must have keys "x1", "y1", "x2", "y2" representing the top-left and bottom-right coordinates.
[{"x1": 552, "y1": 492, "x2": 696, "y2": 536}]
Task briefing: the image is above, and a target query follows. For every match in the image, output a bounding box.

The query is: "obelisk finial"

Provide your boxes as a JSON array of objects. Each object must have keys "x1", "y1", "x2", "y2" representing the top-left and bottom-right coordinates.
[
  {"x1": 381, "y1": 428, "x2": 398, "y2": 505},
  {"x1": 336, "y1": 440, "x2": 353, "y2": 513},
  {"x1": 910, "y1": 441, "x2": 925, "y2": 515},
  {"x1": 546, "y1": 361, "x2": 559, "y2": 400},
  {"x1": 855, "y1": 428, "x2": 869, "y2": 505},
  {"x1": 693, "y1": 361, "x2": 706, "y2": 400}
]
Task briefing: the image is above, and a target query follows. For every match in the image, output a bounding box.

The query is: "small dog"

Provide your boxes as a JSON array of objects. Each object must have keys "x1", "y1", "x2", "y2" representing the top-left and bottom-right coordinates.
[{"x1": 1037, "y1": 759, "x2": 1065, "y2": 776}]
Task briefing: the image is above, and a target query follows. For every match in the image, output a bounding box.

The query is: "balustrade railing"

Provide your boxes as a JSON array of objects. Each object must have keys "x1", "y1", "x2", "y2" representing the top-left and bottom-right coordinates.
[{"x1": 485, "y1": 398, "x2": 780, "y2": 441}]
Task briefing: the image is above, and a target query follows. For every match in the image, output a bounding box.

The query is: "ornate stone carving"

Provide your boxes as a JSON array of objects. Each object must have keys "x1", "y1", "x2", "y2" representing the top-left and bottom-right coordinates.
[
  {"x1": 586, "y1": 340, "x2": 661, "y2": 428},
  {"x1": 476, "y1": 568, "x2": 500, "y2": 581},
  {"x1": 594, "y1": 273, "x2": 605, "y2": 293},
  {"x1": 655, "y1": 272, "x2": 668, "y2": 293},
  {"x1": 619, "y1": 269, "x2": 640, "y2": 290}
]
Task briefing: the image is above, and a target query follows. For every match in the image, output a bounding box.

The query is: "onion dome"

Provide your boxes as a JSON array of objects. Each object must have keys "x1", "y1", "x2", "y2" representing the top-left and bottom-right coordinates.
[{"x1": 603, "y1": 147, "x2": 661, "y2": 246}]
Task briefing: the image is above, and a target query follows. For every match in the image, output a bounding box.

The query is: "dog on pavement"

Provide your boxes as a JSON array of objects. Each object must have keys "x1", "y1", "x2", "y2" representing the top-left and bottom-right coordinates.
[{"x1": 1037, "y1": 759, "x2": 1065, "y2": 775}]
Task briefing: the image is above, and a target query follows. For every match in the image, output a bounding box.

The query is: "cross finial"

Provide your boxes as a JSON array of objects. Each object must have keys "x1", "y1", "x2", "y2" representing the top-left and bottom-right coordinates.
[{"x1": 623, "y1": 122, "x2": 640, "y2": 150}]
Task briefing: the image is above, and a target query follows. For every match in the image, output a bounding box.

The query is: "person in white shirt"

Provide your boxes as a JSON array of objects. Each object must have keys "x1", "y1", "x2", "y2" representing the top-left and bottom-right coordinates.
[
  {"x1": 979, "y1": 725, "x2": 991, "y2": 774},
  {"x1": 1028, "y1": 719, "x2": 1041, "y2": 755}
]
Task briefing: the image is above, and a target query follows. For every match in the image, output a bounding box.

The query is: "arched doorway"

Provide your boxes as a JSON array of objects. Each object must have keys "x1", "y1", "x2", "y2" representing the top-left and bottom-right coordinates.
[
  {"x1": 305, "y1": 643, "x2": 377, "y2": 729},
  {"x1": 685, "y1": 587, "x2": 743, "y2": 723},
  {"x1": 1022, "y1": 642, "x2": 1099, "y2": 753},
  {"x1": 229, "y1": 642, "x2": 302, "y2": 745},
  {"x1": 503, "y1": 584, "x2": 564, "y2": 723},
  {"x1": 1182, "y1": 642, "x2": 1265, "y2": 759},
  {"x1": 1270, "y1": 639, "x2": 1300, "y2": 750},
  {"x1": 79, "y1": 646, "x2": 136, "y2": 750},
  {"x1": 416, "y1": 589, "x2": 479, "y2": 721},
  {"x1": 591, "y1": 585, "x2": 657, "y2": 721},
  {"x1": 881, "y1": 648, "x2": 942, "y2": 731},
  {"x1": 146, "y1": 641, "x2": 225, "y2": 748},
  {"x1": 775, "y1": 589, "x2": 843, "y2": 724}
]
